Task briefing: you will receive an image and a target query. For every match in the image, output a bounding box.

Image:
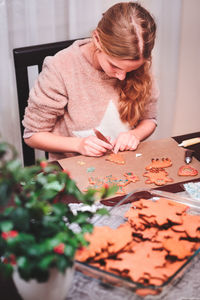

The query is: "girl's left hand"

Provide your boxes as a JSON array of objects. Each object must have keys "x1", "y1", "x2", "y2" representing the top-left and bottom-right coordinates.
[{"x1": 112, "y1": 131, "x2": 140, "y2": 153}]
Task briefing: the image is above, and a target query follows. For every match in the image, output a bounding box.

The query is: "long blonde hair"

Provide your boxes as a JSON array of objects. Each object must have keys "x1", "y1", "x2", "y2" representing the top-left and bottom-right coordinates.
[{"x1": 96, "y1": 2, "x2": 156, "y2": 127}]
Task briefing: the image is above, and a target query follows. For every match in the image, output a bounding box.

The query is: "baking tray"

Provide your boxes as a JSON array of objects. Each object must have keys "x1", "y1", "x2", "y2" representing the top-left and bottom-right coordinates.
[{"x1": 75, "y1": 189, "x2": 200, "y2": 296}]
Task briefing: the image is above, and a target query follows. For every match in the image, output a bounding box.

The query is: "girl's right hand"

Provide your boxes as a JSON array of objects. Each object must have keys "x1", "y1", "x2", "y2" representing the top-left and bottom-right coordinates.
[{"x1": 78, "y1": 136, "x2": 113, "y2": 156}]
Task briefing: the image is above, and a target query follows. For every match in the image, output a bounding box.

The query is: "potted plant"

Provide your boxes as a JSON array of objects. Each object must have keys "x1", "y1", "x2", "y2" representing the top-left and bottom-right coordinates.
[{"x1": 0, "y1": 141, "x2": 116, "y2": 300}]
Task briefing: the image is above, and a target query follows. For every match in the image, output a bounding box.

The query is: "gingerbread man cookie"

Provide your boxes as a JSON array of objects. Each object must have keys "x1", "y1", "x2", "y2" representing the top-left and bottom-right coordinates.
[
  {"x1": 143, "y1": 168, "x2": 173, "y2": 186},
  {"x1": 106, "y1": 153, "x2": 125, "y2": 165}
]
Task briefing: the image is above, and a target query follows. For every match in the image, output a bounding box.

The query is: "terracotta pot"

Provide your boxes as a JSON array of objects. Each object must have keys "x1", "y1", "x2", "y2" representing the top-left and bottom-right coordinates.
[{"x1": 13, "y1": 267, "x2": 74, "y2": 300}]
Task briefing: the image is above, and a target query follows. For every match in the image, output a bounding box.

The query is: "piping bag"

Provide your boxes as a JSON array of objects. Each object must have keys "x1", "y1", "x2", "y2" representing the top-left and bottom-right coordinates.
[
  {"x1": 179, "y1": 137, "x2": 200, "y2": 147},
  {"x1": 184, "y1": 149, "x2": 194, "y2": 164}
]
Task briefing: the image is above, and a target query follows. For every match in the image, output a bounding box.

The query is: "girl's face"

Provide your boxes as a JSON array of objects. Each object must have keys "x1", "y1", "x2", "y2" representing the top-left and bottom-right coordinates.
[{"x1": 95, "y1": 50, "x2": 145, "y2": 80}]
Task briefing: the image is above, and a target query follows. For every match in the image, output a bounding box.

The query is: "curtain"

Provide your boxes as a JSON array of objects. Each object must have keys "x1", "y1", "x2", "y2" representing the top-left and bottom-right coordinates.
[
  {"x1": 0, "y1": 0, "x2": 69, "y2": 162},
  {"x1": 0, "y1": 0, "x2": 182, "y2": 164}
]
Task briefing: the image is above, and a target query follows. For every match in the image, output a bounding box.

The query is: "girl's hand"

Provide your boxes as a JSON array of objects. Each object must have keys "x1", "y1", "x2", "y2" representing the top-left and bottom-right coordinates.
[
  {"x1": 78, "y1": 135, "x2": 113, "y2": 156},
  {"x1": 112, "y1": 131, "x2": 140, "y2": 153}
]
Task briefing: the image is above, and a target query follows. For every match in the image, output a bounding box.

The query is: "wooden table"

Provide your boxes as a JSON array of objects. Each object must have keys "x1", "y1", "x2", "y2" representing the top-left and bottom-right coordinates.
[{"x1": 1, "y1": 132, "x2": 200, "y2": 300}]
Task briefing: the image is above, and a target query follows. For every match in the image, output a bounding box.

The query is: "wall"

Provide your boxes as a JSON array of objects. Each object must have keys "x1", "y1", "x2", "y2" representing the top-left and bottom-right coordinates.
[{"x1": 172, "y1": 0, "x2": 200, "y2": 136}]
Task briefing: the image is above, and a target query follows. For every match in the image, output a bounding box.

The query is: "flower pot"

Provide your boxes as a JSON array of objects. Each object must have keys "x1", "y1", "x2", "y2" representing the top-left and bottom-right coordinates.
[{"x1": 13, "y1": 267, "x2": 74, "y2": 300}]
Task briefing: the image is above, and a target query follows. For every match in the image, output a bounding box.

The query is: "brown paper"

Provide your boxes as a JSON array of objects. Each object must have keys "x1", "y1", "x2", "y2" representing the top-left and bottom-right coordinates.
[{"x1": 58, "y1": 138, "x2": 200, "y2": 195}]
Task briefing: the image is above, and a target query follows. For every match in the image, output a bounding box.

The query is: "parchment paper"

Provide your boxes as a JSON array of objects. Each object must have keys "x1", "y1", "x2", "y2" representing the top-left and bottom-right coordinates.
[{"x1": 58, "y1": 138, "x2": 200, "y2": 195}]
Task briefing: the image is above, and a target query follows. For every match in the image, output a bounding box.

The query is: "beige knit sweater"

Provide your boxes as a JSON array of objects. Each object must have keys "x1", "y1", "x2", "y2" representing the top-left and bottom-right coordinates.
[{"x1": 23, "y1": 38, "x2": 158, "y2": 160}]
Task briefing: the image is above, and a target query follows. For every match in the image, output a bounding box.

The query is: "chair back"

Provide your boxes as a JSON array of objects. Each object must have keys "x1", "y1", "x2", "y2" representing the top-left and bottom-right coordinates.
[{"x1": 13, "y1": 39, "x2": 77, "y2": 166}]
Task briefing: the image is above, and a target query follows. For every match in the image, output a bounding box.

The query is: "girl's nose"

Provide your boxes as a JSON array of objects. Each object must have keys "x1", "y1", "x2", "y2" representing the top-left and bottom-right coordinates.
[{"x1": 116, "y1": 71, "x2": 126, "y2": 81}]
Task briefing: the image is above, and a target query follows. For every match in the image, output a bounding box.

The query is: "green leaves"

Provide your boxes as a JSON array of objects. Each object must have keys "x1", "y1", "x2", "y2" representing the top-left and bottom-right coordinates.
[
  {"x1": 55, "y1": 256, "x2": 72, "y2": 272},
  {"x1": 6, "y1": 159, "x2": 21, "y2": 173},
  {"x1": 52, "y1": 203, "x2": 67, "y2": 216},
  {"x1": 96, "y1": 207, "x2": 109, "y2": 215},
  {"x1": 0, "y1": 220, "x2": 13, "y2": 232},
  {"x1": 80, "y1": 223, "x2": 93, "y2": 233},
  {"x1": 10, "y1": 207, "x2": 30, "y2": 231},
  {"x1": 72, "y1": 211, "x2": 93, "y2": 224},
  {"x1": 0, "y1": 181, "x2": 13, "y2": 206},
  {"x1": 65, "y1": 179, "x2": 79, "y2": 195},
  {"x1": 38, "y1": 254, "x2": 55, "y2": 270},
  {"x1": 98, "y1": 184, "x2": 119, "y2": 199},
  {"x1": 64, "y1": 244, "x2": 75, "y2": 257},
  {"x1": 0, "y1": 261, "x2": 13, "y2": 278}
]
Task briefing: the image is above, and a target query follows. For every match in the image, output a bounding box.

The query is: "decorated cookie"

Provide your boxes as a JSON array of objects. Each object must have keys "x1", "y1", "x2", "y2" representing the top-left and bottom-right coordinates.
[
  {"x1": 178, "y1": 165, "x2": 198, "y2": 176},
  {"x1": 83, "y1": 174, "x2": 131, "y2": 194},
  {"x1": 106, "y1": 153, "x2": 125, "y2": 165},
  {"x1": 87, "y1": 177, "x2": 95, "y2": 185},
  {"x1": 124, "y1": 172, "x2": 139, "y2": 183},
  {"x1": 115, "y1": 186, "x2": 126, "y2": 195},
  {"x1": 143, "y1": 168, "x2": 173, "y2": 186},
  {"x1": 145, "y1": 158, "x2": 172, "y2": 170}
]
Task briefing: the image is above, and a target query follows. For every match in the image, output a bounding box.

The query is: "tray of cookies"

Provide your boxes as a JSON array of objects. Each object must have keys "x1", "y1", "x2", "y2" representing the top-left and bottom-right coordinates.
[{"x1": 75, "y1": 189, "x2": 200, "y2": 296}]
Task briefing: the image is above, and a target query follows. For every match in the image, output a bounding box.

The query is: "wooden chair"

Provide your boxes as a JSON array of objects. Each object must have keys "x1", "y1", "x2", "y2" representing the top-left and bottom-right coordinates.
[{"x1": 13, "y1": 39, "x2": 77, "y2": 166}]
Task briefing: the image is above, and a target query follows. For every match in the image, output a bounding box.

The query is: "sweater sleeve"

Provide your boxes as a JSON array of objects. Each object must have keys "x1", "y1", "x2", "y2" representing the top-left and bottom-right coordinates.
[{"x1": 22, "y1": 56, "x2": 68, "y2": 133}]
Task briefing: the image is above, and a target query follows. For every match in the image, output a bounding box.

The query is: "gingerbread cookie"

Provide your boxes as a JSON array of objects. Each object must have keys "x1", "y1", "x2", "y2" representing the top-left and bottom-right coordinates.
[
  {"x1": 84, "y1": 174, "x2": 130, "y2": 195},
  {"x1": 145, "y1": 158, "x2": 172, "y2": 170},
  {"x1": 156, "y1": 260, "x2": 187, "y2": 279},
  {"x1": 106, "y1": 153, "x2": 125, "y2": 165},
  {"x1": 75, "y1": 226, "x2": 113, "y2": 261},
  {"x1": 178, "y1": 165, "x2": 198, "y2": 176},
  {"x1": 124, "y1": 172, "x2": 139, "y2": 183},
  {"x1": 143, "y1": 168, "x2": 173, "y2": 186},
  {"x1": 115, "y1": 186, "x2": 126, "y2": 195},
  {"x1": 162, "y1": 237, "x2": 196, "y2": 259},
  {"x1": 76, "y1": 197, "x2": 200, "y2": 296},
  {"x1": 172, "y1": 214, "x2": 200, "y2": 238}
]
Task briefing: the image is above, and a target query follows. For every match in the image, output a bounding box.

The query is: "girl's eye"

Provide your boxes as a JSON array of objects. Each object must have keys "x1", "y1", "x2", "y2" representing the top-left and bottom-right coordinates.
[{"x1": 110, "y1": 63, "x2": 119, "y2": 70}]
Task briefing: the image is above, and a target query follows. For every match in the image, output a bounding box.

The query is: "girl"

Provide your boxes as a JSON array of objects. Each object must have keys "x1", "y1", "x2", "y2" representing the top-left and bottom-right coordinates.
[{"x1": 23, "y1": 2, "x2": 158, "y2": 161}]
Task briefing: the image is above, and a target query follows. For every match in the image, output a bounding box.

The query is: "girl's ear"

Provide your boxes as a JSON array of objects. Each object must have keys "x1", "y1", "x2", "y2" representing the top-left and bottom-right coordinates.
[{"x1": 92, "y1": 30, "x2": 101, "y2": 50}]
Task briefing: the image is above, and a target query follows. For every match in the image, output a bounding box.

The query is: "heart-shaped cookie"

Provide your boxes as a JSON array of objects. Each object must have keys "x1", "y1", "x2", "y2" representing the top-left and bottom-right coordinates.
[{"x1": 178, "y1": 165, "x2": 198, "y2": 176}]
